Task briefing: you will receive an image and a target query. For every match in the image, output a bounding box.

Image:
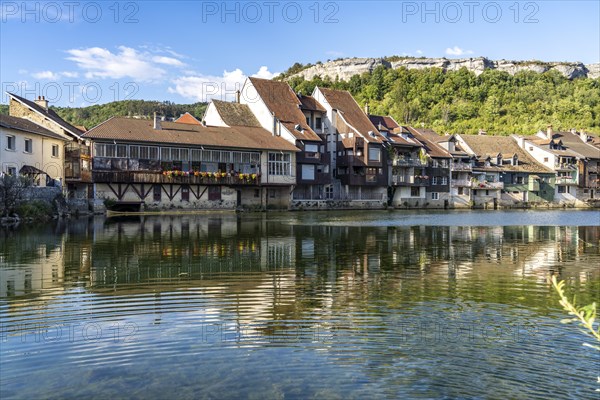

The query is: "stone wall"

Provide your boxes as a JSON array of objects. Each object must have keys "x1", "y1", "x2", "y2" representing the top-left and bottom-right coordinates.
[{"x1": 290, "y1": 199, "x2": 386, "y2": 210}]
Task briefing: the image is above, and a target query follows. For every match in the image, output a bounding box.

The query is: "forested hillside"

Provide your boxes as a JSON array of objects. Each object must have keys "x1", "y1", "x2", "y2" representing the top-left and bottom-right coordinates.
[
  {"x1": 0, "y1": 100, "x2": 207, "y2": 130},
  {"x1": 286, "y1": 67, "x2": 600, "y2": 135}
]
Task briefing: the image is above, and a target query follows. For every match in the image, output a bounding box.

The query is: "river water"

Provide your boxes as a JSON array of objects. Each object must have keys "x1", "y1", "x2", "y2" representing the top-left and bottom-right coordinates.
[{"x1": 1, "y1": 210, "x2": 599, "y2": 399}]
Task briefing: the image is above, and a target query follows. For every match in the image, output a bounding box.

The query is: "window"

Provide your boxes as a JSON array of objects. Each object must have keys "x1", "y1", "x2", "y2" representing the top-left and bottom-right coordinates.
[
  {"x1": 315, "y1": 117, "x2": 322, "y2": 129},
  {"x1": 301, "y1": 164, "x2": 315, "y2": 180},
  {"x1": 116, "y1": 145, "x2": 128, "y2": 158},
  {"x1": 558, "y1": 186, "x2": 567, "y2": 194},
  {"x1": 153, "y1": 185, "x2": 162, "y2": 202},
  {"x1": 305, "y1": 143, "x2": 318, "y2": 153},
  {"x1": 254, "y1": 189, "x2": 260, "y2": 198},
  {"x1": 441, "y1": 177, "x2": 448, "y2": 185},
  {"x1": 515, "y1": 176, "x2": 524, "y2": 184},
  {"x1": 485, "y1": 190, "x2": 490, "y2": 196},
  {"x1": 306, "y1": 116, "x2": 310, "y2": 126},
  {"x1": 431, "y1": 192, "x2": 439, "y2": 200},
  {"x1": 181, "y1": 186, "x2": 190, "y2": 202},
  {"x1": 6, "y1": 135, "x2": 15, "y2": 151},
  {"x1": 432, "y1": 176, "x2": 439, "y2": 185},
  {"x1": 268, "y1": 152, "x2": 291, "y2": 176},
  {"x1": 24, "y1": 138, "x2": 32, "y2": 153},
  {"x1": 52, "y1": 144, "x2": 59, "y2": 157},
  {"x1": 7, "y1": 166, "x2": 17, "y2": 176},
  {"x1": 368, "y1": 147, "x2": 381, "y2": 162},
  {"x1": 458, "y1": 187, "x2": 464, "y2": 195},
  {"x1": 543, "y1": 157, "x2": 549, "y2": 163},
  {"x1": 208, "y1": 186, "x2": 221, "y2": 201},
  {"x1": 410, "y1": 187, "x2": 420, "y2": 197},
  {"x1": 529, "y1": 146, "x2": 533, "y2": 151},
  {"x1": 473, "y1": 189, "x2": 478, "y2": 196}
]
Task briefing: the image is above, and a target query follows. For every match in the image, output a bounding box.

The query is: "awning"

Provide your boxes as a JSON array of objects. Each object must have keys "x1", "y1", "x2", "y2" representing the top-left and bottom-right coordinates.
[{"x1": 19, "y1": 165, "x2": 47, "y2": 175}]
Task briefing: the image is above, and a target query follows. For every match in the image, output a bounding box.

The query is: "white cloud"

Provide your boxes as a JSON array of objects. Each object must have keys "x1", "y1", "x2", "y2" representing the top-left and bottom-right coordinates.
[
  {"x1": 32, "y1": 71, "x2": 60, "y2": 80},
  {"x1": 168, "y1": 67, "x2": 279, "y2": 102},
  {"x1": 152, "y1": 56, "x2": 185, "y2": 67},
  {"x1": 416, "y1": 50, "x2": 423, "y2": 55},
  {"x1": 66, "y1": 46, "x2": 166, "y2": 81},
  {"x1": 61, "y1": 71, "x2": 79, "y2": 78},
  {"x1": 445, "y1": 46, "x2": 474, "y2": 56}
]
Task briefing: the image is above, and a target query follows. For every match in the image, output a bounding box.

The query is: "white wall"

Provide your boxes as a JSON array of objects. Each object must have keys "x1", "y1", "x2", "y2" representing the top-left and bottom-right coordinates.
[
  {"x1": 203, "y1": 102, "x2": 227, "y2": 127},
  {"x1": 1, "y1": 126, "x2": 65, "y2": 184}
]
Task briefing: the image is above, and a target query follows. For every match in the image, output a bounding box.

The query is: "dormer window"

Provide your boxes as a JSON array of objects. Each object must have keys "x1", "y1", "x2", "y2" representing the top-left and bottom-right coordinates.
[
  {"x1": 513, "y1": 155, "x2": 518, "y2": 166},
  {"x1": 496, "y1": 155, "x2": 502, "y2": 165}
]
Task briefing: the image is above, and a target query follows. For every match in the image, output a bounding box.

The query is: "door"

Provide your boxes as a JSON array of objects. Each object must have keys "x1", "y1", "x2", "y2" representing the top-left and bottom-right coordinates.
[{"x1": 237, "y1": 190, "x2": 242, "y2": 206}]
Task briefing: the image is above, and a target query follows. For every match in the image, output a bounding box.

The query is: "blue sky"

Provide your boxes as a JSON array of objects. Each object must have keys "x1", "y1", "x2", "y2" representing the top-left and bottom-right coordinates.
[{"x1": 1, "y1": 1, "x2": 599, "y2": 107}]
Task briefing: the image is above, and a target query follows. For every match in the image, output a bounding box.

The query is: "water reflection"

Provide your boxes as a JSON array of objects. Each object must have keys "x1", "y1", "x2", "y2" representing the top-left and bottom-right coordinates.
[{"x1": 1, "y1": 211, "x2": 599, "y2": 399}]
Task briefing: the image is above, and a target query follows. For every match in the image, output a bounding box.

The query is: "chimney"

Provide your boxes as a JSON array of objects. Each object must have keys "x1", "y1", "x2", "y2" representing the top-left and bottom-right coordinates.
[
  {"x1": 547, "y1": 125, "x2": 553, "y2": 139},
  {"x1": 364, "y1": 102, "x2": 369, "y2": 115},
  {"x1": 153, "y1": 112, "x2": 162, "y2": 130},
  {"x1": 579, "y1": 130, "x2": 589, "y2": 143},
  {"x1": 236, "y1": 90, "x2": 241, "y2": 104},
  {"x1": 35, "y1": 95, "x2": 48, "y2": 111}
]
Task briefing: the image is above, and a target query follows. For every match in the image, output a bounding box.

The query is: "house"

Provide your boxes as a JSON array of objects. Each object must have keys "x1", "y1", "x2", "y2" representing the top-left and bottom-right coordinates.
[
  {"x1": 406, "y1": 127, "x2": 453, "y2": 208},
  {"x1": 82, "y1": 115, "x2": 299, "y2": 211},
  {"x1": 437, "y1": 134, "x2": 474, "y2": 208},
  {"x1": 7, "y1": 93, "x2": 91, "y2": 199},
  {"x1": 457, "y1": 134, "x2": 555, "y2": 206},
  {"x1": 313, "y1": 87, "x2": 388, "y2": 203},
  {"x1": 0, "y1": 114, "x2": 68, "y2": 186},
  {"x1": 514, "y1": 126, "x2": 600, "y2": 205},
  {"x1": 367, "y1": 114, "x2": 426, "y2": 206},
  {"x1": 240, "y1": 78, "x2": 330, "y2": 201}
]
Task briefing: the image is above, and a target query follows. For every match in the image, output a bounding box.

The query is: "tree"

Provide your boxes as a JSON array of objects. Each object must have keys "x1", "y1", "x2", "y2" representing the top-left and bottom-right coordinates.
[{"x1": 0, "y1": 175, "x2": 32, "y2": 217}]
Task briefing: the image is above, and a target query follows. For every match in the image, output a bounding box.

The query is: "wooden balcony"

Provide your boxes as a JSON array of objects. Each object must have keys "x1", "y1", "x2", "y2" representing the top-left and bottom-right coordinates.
[
  {"x1": 92, "y1": 171, "x2": 261, "y2": 186},
  {"x1": 297, "y1": 151, "x2": 327, "y2": 164},
  {"x1": 339, "y1": 173, "x2": 387, "y2": 186}
]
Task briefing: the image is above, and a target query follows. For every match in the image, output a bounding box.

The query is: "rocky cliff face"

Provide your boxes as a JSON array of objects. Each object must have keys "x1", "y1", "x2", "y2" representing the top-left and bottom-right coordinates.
[{"x1": 288, "y1": 57, "x2": 600, "y2": 81}]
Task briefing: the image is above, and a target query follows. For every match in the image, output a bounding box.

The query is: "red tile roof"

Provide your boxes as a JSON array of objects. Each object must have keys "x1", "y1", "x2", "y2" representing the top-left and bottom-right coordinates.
[
  {"x1": 0, "y1": 114, "x2": 68, "y2": 141},
  {"x1": 82, "y1": 117, "x2": 299, "y2": 152},
  {"x1": 406, "y1": 127, "x2": 452, "y2": 158},
  {"x1": 248, "y1": 77, "x2": 321, "y2": 142},
  {"x1": 298, "y1": 94, "x2": 326, "y2": 112}
]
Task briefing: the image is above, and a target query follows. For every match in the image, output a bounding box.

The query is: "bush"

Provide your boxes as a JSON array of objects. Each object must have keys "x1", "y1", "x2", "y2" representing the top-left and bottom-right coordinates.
[{"x1": 16, "y1": 200, "x2": 54, "y2": 221}]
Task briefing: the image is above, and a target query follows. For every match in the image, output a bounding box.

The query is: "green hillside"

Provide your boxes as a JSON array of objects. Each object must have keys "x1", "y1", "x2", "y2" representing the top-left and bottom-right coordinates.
[
  {"x1": 285, "y1": 67, "x2": 600, "y2": 135},
  {"x1": 0, "y1": 100, "x2": 207, "y2": 130}
]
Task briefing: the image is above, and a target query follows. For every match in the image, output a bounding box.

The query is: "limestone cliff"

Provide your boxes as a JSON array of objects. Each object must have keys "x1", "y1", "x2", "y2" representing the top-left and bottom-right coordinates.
[{"x1": 287, "y1": 57, "x2": 600, "y2": 81}]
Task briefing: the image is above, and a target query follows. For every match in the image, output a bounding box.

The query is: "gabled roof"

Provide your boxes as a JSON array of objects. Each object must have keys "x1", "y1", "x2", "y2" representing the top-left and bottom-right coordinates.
[
  {"x1": 247, "y1": 77, "x2": 321, "y2": 142},
  {"x1": 8, "y1": 92, "x2": 83, "y2": 139},
  {"x1": 317, "y1": 87, "x2": 385, "y2": 143},
  {"x1": 175, "y1": 112, "x2": 202, "y2": 125},
  {"x1": 211, "y1": 100, "x2": 261, "y2": 127},
  {"x1": 406, "y1": 127, "x2": 452, "y2": 158},
  {"x1": 82, "y1": 117, "x2": 299, "y2": 152},
  {"x1": 369, "y1": 114, "x2": 399, "y2": 133},
  {"x1": 460, "y1": 135, "x2": 552, "y2": 173},
  {"x1": 297, "y1": 94, "x2": 326, "y2": 113},
  {"x1": 0, "y1": 114, "x2": 68, "y2": 141},
  {"x1": 552, "y1": 131, "x2": 600, "y2": 159}
]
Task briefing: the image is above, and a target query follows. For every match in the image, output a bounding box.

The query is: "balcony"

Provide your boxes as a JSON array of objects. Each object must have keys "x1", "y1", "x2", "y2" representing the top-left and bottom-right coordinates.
[
  {"x1": 472, "y1": 181, "x2": 503, "y2": 189},
  {"x1": 92, "y1": 171, "x2": 261, "y2": 186},
  {"x1": 393, "y1": 158, "x2": 428, "y2": 167},
  {"x1": 587, "y1": 164, "x2": 599, "y2": 173},
  {"x1": 297, "y1": 172, "x2": 331, "y2": 185},
  {"x1": 339, "y1": 173, "x2": 387, "y2": 186},
  {"x1": 451, "y1": 179, "x2": 472, "y2": 187},
  {"x1": 555, "y1": 176, "x2": 578, "y2": 185},
  {"x1": 555, "y1": 163, "x2": 577, "y2": 171},
  {"x1": 337, "y1": 155, "x2": 367, "y2": 167},
  {"x1": 297, "y1": 151, "x2": 325, "y2": 164},
  {"x1": 392, "y1": 175, "x2": 430, "y2": 186},
  {"x1": 450, "y1": 162, "x2": 473, "y2": 171}
]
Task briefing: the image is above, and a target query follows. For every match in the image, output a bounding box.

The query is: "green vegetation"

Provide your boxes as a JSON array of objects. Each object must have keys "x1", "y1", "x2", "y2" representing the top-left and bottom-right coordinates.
[
  {"x1": 286, "y1": 66, "x2": 600, "y2": 135},
  {"x1": 0, "y1": 175, "x2": 32, "y2": 217},
  {"x1": 16, "y1": 200, "x2": 54, "y2": 221},
  {"x1": 0, "y1": 100, "x2": 207, "y2": 130}
]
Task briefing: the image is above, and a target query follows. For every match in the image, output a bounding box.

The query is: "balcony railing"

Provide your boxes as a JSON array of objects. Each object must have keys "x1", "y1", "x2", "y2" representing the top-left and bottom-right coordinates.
[
  {"x1": 339, "y1": 173, "x2": 387, "y2": 186},
  {"x1": 451, "y1": 179, "x2": 472, "y2": 187},
  {"x1": 337, "y1": 155, "x2": 367, "y2": 167},
  {"x1": 555, "y1": 176, "x2": 578, "y2": 185},
  {"x1": 555, "y1": 163, "x2": 577, "y2": 171},
  {"x1": 393, "y1": 158, "x2": 428, "y2": 167},
  {"x1": 472, "y1": 181, "x2": 504, "y2": 189},
  {"x1": 450, "y1": 162, "x2": 473, "y2": 171},
  {"x1": 587, "y1": 165, "x2": 599, "y2": 173},
  {"x1": 297, "y1": 172, "x2": 331, "y2": 185},
  {"x1": 392, "y1": 175, "x2": 430, "y2": 186},
  {"x1": 92, "y1": 171, "x2": 261, "y2": 185}
]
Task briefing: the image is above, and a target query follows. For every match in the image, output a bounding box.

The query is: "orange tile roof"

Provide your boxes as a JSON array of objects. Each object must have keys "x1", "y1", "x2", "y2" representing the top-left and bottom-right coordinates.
[
  {"x1": 175, "y1": 112, "x2": 202, "y2": 125},
  {"x1": 82, "y1": 117, "x2": 299, "y2": 152}
]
